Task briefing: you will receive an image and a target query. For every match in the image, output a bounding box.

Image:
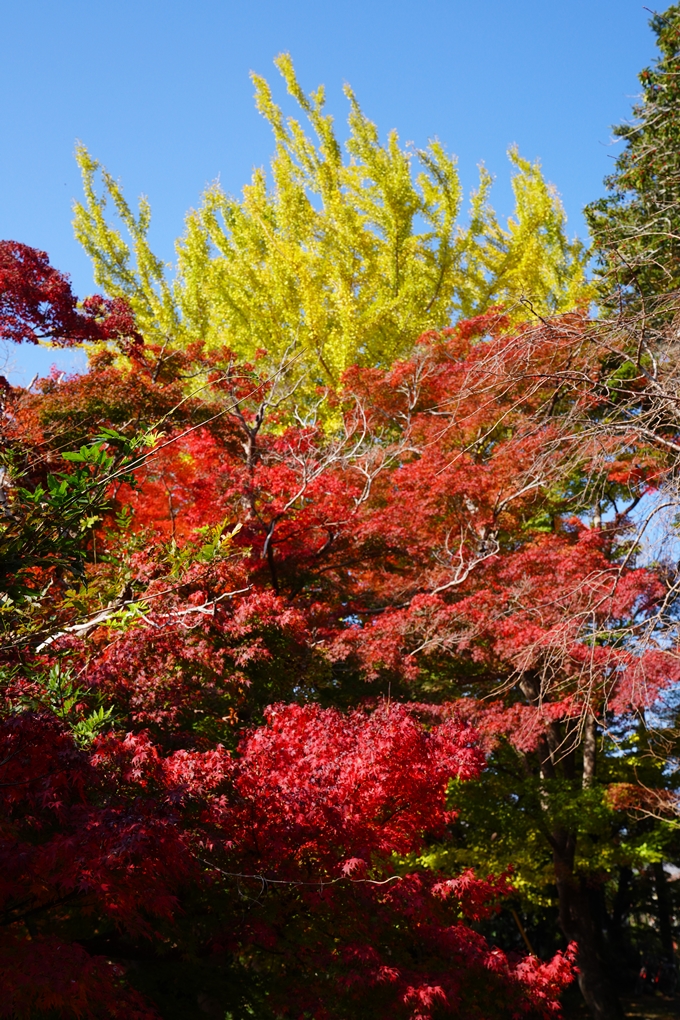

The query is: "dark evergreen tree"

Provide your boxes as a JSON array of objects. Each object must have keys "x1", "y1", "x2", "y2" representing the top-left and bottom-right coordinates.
[{"x1": 585, "y1": 5, "x2": 680, "y2": 307}]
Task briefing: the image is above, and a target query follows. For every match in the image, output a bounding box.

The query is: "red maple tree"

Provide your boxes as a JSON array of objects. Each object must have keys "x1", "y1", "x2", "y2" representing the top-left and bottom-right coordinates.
[
  {"x1": 0, "y1": 240, "x2": 140, "y2": 351},
  {"x1": 4, "y1": 248, "x2": 671, "y2": 1018}
]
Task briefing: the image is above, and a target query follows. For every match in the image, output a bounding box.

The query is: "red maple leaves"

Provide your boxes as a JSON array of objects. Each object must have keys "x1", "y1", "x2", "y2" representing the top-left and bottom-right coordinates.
[
  {"x1": 0, "y1": 241, "x2": 139, "y2": 349},
  {"x1": 0, "y1": 699, "x2": 572, "y2": 1019},
  {"x1": 13, "y1": 251, "x2": 673, "y2": 1016}
]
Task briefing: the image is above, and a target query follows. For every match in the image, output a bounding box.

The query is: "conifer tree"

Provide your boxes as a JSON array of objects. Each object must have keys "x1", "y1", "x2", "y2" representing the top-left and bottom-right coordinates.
[{"x1": 585, "y1": 5, "x2": 680, "y2": 306}]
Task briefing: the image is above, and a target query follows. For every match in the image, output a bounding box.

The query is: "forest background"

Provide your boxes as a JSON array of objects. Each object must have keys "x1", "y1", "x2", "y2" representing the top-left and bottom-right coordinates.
[{"x1": 2, "y1": 3, "x2": 680, "y2": 1020}]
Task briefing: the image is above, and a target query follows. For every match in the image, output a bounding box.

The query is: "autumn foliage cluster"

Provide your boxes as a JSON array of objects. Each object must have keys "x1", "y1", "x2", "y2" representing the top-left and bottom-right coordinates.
[
  {"x1": 0, "y1": 246, "x2": 596, "y2": 1016},
  {"x1": 1, "y1": 227, "x2": 678, "y2": 1020},
  {"x1": 4, "y1": 13, "x2": 680, "y2": 1017}
]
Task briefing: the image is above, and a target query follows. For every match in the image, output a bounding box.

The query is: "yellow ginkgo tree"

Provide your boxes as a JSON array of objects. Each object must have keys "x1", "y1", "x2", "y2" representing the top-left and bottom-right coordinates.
[{"x1": 74, "y1": 54, "x2": 589, "y2": 389}]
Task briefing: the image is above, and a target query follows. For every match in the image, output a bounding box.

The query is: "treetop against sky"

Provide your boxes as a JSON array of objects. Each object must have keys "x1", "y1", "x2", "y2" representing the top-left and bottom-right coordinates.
[{"x1": 0, "y1": 0, "x2": 658, "y2": 382}]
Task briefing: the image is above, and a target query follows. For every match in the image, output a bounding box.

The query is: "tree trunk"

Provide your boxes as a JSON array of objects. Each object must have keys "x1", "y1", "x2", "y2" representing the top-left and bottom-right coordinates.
[
  {"x1": 652, "y1": 861, "x2": 675, "y2": 961},
  {"x1": 582, "y1": 713, "x2": 597, "y2": 788},
  {"x1": 519, "y1": 675, "x2": 623, "y2": 1018},
  {"x1": 610, "y1": 865, "x2": 633, "y2": 963},
  {"x1": 554, "y1": 838, "x2": 625, "y2": 1020}
]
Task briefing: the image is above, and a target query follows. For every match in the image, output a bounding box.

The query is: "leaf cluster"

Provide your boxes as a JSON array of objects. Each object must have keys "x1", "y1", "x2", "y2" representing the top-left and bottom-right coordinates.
[{"x1": 73, "y1": 56, "x2": 589, "y2": 402}]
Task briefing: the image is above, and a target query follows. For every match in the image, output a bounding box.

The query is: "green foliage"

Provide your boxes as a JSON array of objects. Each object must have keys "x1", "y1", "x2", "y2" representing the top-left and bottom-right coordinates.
[
  {"x1": 74, "y1": 56, "x2": 588, "y2": 392},
  {"x1": 164, "y1": 520, "x2": 243, "y2": 577},
  {"x1": 0, "y1": 442, "x2": 113, "y2": 597},
  {"x1": 7, "y1": 661, "x2": 115, "y2": 746},
  {"x1": 0, "y1": 436, "x2": 139, "y2": 650},
  {"x1": 428, "y1": 720, "x2": 680, "y2": 961},
  {"x1": 585, "y1": 4, "x2": 680, "y2": 306}
]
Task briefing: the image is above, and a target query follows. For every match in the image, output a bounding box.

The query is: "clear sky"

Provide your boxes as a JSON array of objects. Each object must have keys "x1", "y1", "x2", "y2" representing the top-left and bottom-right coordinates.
[{"x1": 0, "y1": 0, "x2": 659, "y2": 382}]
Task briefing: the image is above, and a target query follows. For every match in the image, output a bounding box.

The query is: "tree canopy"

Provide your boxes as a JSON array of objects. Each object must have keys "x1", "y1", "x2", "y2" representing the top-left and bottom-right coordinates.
[
  {"x1": 0, "y1": 251, "x2": 586, "y2": 1019},
  {"x1": 1, "y1": 244, "x2": 679, "y2": 1018},
  {"x1": 4, "y1": 13, "x2": 680, "y2": 1020},
  {"x1": 74, "y1": 55, "x2": 588, "y2": 391}
]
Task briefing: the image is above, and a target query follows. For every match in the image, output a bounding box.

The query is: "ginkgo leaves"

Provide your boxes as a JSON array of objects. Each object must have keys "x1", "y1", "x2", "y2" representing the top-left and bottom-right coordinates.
[{"x1": 73, "y1": 56, "x2": 589, "y2": 398}]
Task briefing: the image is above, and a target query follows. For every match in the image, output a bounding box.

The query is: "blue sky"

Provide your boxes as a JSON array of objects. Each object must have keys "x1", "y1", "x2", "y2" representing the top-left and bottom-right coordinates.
[{"x1": 0, "y1": 0, "x2": 658, "y2": 382}]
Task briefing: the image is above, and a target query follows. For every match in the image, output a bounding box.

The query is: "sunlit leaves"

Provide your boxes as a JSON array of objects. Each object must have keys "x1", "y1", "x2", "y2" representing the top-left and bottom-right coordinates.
[{"x1": 74, "y1": 57, "x2": 589, "y2": 401}]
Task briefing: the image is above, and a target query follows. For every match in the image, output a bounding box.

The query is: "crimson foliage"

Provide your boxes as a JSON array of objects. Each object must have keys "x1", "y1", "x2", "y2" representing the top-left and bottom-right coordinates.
[
  {"x1": 0, "y1": 240, "x2": 139, "y2": 350},
  {"x1": 9, "y1": 247, "x2": 669, "y2": 1017}
]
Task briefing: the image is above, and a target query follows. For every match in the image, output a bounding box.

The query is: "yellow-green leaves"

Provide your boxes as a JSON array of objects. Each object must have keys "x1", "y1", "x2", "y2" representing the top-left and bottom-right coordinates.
[
  {"x1": 462, "y1": 147, "x2": 592, "y2": 318},
  {"x1": 74, "y1": 56, "x2": 589, "y2": 391},
  {"x1": 74, "y1": 146, "x2": 179, "y2": 345}
]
